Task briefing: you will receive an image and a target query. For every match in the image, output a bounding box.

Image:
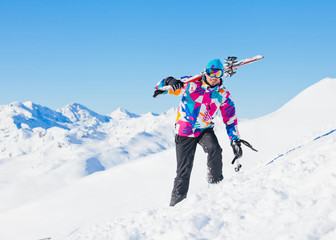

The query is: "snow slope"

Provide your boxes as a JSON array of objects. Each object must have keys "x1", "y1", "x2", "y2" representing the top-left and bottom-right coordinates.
[
  {"x1": 223, "y1": 77, "x2": 336, "y2": 169},
  {"x1": 67, "y1": 127, "x2": 336, "y2": 240},
  {"x1": 0, "y1": 78, "x2": 336, "y2": 240}
]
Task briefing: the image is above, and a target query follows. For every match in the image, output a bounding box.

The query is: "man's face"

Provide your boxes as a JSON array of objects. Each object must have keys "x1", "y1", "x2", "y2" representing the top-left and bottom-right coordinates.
[{"x1": 205, "y1": 72, "x2": 221, "y2": 87}]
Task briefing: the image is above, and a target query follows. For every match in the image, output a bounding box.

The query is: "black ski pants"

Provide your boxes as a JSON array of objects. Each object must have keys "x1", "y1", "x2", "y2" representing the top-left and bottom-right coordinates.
[{"x1": 170, "y1": 128, "x2": 223, "y2": 206}]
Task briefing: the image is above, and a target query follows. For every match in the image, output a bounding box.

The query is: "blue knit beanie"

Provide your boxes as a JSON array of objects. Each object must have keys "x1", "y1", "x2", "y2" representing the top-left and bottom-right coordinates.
[{"x1": 206, "y1": 59, "x2": 223, "y2": 71}]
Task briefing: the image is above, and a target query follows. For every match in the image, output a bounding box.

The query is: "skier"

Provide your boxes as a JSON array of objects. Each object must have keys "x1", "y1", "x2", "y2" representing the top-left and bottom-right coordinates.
[{"x1": 155, "y1": 59, "x2": 245, "y2": 206}]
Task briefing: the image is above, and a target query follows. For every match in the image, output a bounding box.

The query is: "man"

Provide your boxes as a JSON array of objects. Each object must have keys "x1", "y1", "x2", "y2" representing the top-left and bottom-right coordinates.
[{"x1": 155, "y1": 59, "x2": 243, "y2": 206}]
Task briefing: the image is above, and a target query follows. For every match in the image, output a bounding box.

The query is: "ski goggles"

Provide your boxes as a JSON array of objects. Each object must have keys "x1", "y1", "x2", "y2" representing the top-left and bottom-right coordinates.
[{"x1": 206, "y1": 68, "x2": 223, "y2": 78}]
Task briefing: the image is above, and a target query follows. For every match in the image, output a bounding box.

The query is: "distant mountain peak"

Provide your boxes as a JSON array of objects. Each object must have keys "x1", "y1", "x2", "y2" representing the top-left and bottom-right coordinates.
[
  {"x1": 109, "y1": 107, "x2": 140, "y2": 120},
  {"x1": 2, "y1": 101, "x2": 71, "y2": 130},
  {"x1": 22, "y1": 101, "x2": 35, "y2": 109},
  {"x1": 59, "y1": 103, "x2": 111, "y2": 124}
]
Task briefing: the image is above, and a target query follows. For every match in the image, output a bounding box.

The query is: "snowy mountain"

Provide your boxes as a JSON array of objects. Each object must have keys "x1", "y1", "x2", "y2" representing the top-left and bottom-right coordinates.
[
  {"x1": 0, "y1": 101, "x2": 175, "y2": 167},
  {"x1": 0, "y1": 78, "x2": 336, "y2": 240},
  {"x1": 59, "y1": 103, "x2": 111, "y2": 125},
  {"x1": 0, "y1": 101, "x2": 71, "y2": 130}
]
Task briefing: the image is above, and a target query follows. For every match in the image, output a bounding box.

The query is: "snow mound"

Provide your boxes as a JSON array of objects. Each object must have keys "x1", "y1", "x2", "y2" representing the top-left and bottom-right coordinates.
[{"x1": 277, "y1": 77, "x2": 336, "y2": 116}]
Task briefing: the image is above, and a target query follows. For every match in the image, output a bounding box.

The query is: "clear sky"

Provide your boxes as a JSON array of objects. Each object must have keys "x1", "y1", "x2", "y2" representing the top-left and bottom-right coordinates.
[{"x1": 1, "y1": 0, "x2": 335, "y2": 118}]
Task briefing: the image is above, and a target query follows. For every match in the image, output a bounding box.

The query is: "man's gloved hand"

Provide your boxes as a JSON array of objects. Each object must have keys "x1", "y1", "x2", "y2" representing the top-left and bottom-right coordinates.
[
  {"x1": 223, "y1": 67, "x2": 237, "y2": 78},
  {"x1": 231, "y1": 139, "x2": 243, "y2": 163},
  {"x1": 225, "y1": 68, "x2": 237, "y2": 77},
  {"x1": 164, "y1": 77, "x2": 184, "y2": 91},
  {"x1": 231, "y1": 139, "x2": 258, "y2": 165}
]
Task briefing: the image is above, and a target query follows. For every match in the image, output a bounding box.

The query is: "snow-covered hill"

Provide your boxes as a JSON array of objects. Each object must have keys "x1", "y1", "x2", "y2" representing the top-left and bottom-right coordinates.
[
  {"x1": 0, "y1": 78, "x2": 336, "y2": 240},
  {"x1": 228, "y1": 77, "x2": 336, "y2": 169}
]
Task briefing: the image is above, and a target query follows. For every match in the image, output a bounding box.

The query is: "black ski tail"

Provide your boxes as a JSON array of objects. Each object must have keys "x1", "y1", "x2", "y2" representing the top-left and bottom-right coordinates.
[{"x1": 240, "y1": 139, "x2": 258, "y2": 152}]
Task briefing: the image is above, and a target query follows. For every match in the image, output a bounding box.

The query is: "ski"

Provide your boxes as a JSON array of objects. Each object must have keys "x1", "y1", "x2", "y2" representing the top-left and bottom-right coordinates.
[
  {"x1": 227, "y1": 55, "x2": 264, "y2": 70},
  {"x1": 153, "y1": 55, "x2": 264, "y2": 98}
]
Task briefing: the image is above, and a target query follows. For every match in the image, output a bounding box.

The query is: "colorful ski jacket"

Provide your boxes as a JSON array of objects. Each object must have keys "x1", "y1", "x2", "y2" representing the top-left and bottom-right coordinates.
[{"x1": 155, "y1": 76, "x2": 240, "y2": 140}]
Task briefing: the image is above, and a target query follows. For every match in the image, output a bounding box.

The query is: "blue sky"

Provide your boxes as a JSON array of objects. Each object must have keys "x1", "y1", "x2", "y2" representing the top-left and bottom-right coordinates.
[{"x1": 0, "y1": 0, "x2": 335, "y2": 118}]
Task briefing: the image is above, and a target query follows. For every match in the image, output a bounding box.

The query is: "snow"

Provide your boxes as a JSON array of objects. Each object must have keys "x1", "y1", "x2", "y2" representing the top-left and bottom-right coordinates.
[
  {"x1": 0, "y1": 78, "x2": 336, "y2": 240},
  {"x1": 68, "y1": 131, "x2": 336, "y2": 240}
]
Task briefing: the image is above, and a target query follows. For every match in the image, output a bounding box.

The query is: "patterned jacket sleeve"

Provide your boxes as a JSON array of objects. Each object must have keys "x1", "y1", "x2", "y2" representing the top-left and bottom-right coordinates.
[
  {"x1": 219, "y1": 90, "x2": 240, "y2": 141},
  {"x1": 155, "y1": 76, "x2": 190, "y2": 97}
]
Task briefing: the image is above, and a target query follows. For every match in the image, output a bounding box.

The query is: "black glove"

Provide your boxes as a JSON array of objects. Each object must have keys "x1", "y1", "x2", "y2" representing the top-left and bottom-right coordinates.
[
  {"x1": 164, "y1": 77, "x2": 184, "y2": 91},
  {"x1": 231, "y1": 139, "x2": 243, "y2": 164}
]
